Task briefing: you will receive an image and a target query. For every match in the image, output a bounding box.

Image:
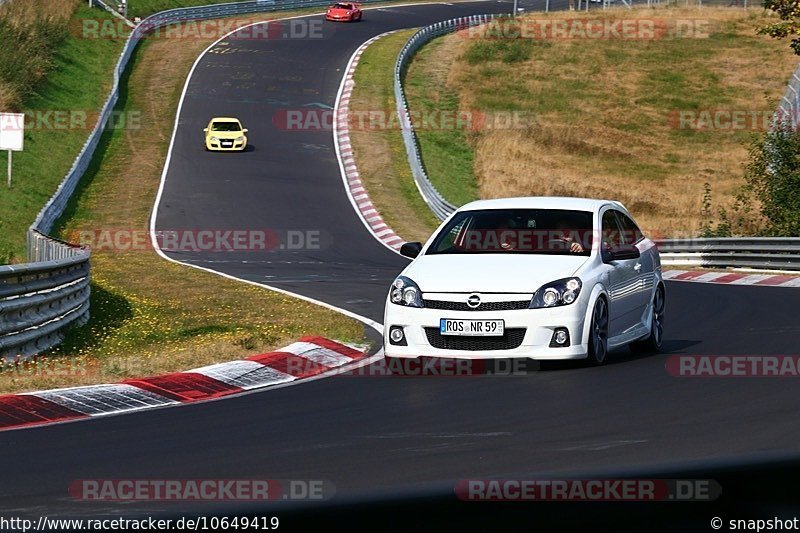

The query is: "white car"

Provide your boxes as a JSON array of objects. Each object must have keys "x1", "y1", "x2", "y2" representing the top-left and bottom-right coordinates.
[{"x1": 383, "y1": 197, "x2": 665, "y2": 366}]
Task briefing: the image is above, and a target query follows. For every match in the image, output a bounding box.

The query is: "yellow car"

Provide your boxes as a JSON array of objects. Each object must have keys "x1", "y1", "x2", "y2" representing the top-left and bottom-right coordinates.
[{"x1": 204, "y1": 117, "x2": 248, "y2": 151}]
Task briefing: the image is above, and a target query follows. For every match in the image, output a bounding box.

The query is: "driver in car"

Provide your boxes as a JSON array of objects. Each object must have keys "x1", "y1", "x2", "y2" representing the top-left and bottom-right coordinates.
[{"x1": 552, "y1": 220, "x2": 585, "y2": 253}]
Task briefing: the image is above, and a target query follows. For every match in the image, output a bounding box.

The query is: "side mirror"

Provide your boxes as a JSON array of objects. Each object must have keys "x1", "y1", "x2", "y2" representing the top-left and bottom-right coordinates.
[
  {"x1": 400, "y1": 241, "x2": 422, "y2": 259},
  {"x1": 603, "y1": 243, "x2": 640, "y2": 263},
  {"x1": 242, "y1": 128, "x2": 249, "y2": 133},
  {"x1": 203, "y1": 128, "x2": 208, "y2": 132}
]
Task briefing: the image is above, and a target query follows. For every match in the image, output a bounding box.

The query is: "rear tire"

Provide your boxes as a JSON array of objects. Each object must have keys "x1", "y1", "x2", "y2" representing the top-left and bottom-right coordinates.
[
  {"x1": 630, "y1": 285, "x2": 665, "y2": 354},
  {"x1": 586, "y1": 297, "x2": 609, "y2": 366}
]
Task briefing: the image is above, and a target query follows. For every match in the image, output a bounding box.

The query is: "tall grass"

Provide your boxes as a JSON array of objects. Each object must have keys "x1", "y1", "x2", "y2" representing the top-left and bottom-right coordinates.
[{"x1": 0, "y1": 0, "x2": 79, "y2": 110}]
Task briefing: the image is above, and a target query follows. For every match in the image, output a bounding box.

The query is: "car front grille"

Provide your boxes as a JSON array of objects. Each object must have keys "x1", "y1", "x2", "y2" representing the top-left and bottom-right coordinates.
[
  {"x1": 424, "y1": 299, "x2": 530, "y2": 312},
  {"x1": 424, "y1": 328, "x2": 526, "y2": 351}
]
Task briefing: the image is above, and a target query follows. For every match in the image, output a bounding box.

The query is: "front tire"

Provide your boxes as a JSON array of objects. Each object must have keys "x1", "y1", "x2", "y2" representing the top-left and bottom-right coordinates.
[
  {"x1": 586, "y1": 297, "x2": 609, "y2": 366},
  {"x1": 630, "y1": 285, "x2": 665, "y2": 354}
]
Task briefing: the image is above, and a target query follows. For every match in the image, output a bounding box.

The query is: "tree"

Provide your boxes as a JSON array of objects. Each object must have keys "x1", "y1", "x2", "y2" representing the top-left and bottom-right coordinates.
[{"x1": 759, "y1": 0, "x2": 800, "y2": 54}]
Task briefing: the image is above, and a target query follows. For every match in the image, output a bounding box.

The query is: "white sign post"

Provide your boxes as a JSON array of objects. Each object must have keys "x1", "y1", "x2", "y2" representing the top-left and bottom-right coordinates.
[{"x1": 0, "y1": 113, "x2": 24, "y2": 188}]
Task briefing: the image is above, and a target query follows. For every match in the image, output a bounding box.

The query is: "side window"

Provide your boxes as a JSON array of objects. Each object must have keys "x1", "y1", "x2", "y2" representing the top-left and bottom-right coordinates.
[
  {"x1": 601, "y1": 210, "x2": 623, "y2": 250},
  {"x1": 436, "y1": 217, "x2": 470, "y2": 252},
  {"x1": 616, "y1": 212, "x2": 644, "y2": 244}
]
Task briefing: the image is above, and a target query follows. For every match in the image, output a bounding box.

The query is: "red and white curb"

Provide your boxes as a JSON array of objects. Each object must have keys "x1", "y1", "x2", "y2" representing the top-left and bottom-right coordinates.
[
  {"x1": 334, "y1": 32, "x2": 405, "y2": 253},
  {"x1": 663, "y1": 269, "x2": 800, "y2": 287},
  {"x1": 0, "y1": 337, "x2": 369, "y2": 431}
]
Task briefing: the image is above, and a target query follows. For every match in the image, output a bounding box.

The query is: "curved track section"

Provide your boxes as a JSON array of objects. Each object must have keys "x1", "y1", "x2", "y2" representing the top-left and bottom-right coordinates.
[{"x1": 2, "y1": 0, "x2": 800, "y2": 519}]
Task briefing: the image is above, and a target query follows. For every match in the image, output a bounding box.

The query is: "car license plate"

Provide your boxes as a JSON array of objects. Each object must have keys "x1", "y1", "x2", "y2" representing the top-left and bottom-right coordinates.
[{"x1": 440, "y1": 318, "x2": 504, "y2": 336}]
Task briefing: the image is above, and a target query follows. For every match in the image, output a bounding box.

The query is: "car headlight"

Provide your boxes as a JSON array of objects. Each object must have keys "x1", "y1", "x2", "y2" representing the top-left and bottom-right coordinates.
[
  {"x1": 235, "y1": 136, "x2": 245, "y2": 142},
  {"x1": 210, "y1": 136, "x2": 219, "y2": 142},
  {"x1": 389, "y1": 276, "x2": 424, "y2": 308},
  {"x1": 529, "y1": 277, "x2": 582, "y2": 309}
]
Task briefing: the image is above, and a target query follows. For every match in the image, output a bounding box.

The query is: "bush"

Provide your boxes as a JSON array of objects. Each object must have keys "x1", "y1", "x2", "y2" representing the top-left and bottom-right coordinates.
[
  {"x1": 741, "y1": 122, "x2": 800, "y2": 236},
  {"x1": 702, "y1": 121, "x2": 800, "y2": 237}
]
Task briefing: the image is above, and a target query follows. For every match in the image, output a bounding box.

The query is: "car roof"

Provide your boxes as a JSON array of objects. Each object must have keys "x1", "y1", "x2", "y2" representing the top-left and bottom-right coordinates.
[
  {"x1": 210, "y1": 117, "x2": 241, "y2": 122},
  {"x1": 458, "y1": 196, "x2": 625, "y2": 214}
]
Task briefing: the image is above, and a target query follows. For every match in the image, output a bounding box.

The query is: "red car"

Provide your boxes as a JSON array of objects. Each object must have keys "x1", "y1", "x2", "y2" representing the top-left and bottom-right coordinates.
[{"x1": 326, "y1": 2, "x2": 362, "y2": 22}]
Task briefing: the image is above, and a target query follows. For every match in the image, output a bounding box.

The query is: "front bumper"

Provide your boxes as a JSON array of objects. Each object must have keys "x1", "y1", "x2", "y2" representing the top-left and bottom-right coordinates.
[
  {"x1": 384, "y1": 300, "x2": 590, "y2": 360},
  {"x1": 326, "y1": 13, "x2": 352, "y2": 20},
  {"x1": 206, "y1": 139, "x2": 246, "y2": 151}
]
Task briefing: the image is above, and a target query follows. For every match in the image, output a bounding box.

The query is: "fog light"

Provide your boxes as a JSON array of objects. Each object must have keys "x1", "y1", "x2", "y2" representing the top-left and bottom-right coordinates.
[
  {"x1": 549, "y1": 327, "x2": 570, "y2": 348},
  {"x1": 389, "y1": 326, "x2": 407, "y2": 346}
]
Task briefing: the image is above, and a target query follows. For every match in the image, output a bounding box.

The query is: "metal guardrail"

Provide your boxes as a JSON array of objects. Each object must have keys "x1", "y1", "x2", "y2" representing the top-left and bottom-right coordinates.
[
  {"x1": 1, "y1": 233, "x2": 90, "y2": 358},
  {"x1": 776, "y1": 63, "x2": 800, "y2": 130},
  {"x1": 4, "y1": 0, "x2": 400, "y2": 360},
  {"x1": 657, "y1": 238, "x2": 800, "y2": 271},
  {"x1": 394, "y1": 15, "x2": 506, "y2": 221}
]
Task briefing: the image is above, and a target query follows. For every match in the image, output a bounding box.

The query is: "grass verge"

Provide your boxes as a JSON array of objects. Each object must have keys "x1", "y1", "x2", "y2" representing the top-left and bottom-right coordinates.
[
  {"x1": 355, "y1": 7, "x2": 800, "y2": 239},
  {"x1": 128, "y1": 0, "x2": 253, "y2": 18},
  {"x1": 0, "y1": 2, "x2": 126, "y2": 263},
  {"x1": 349, "y1": 29, "x2": 442, "y2": 244},
  {"x1": 404, "y1": 34, "x2": 479, "y2": 209},
  {"x1": 0, "y1": 9, "x2": 367, "y2": 394}
]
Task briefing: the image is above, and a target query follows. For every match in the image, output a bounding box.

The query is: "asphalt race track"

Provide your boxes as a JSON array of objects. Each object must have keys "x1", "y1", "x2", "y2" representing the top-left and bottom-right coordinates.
[{"x1": 3, "y1": 0, "x2": 800, "y2": 524}]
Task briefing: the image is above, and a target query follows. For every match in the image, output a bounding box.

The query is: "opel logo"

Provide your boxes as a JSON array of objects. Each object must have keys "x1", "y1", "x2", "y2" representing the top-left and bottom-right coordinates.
[{"x1": 467, "y1": 294, "x2": 481, "y2": 309}]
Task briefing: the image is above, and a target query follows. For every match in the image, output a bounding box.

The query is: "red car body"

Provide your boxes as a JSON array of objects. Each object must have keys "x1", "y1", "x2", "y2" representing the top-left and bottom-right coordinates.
[{"x1": 326, "y1": 2, "x2": 362, "y2": 21}]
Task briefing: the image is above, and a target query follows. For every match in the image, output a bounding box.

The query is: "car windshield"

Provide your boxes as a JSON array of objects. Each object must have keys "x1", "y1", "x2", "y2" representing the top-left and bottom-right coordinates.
[
  {"x1": 427, "y1": 208, "x2": 594, "y2": 256},
  {"x1": 332, "y1": 3, "x2": 352, "y2": 8},
  {"x1": 211, "y1": 121, "x2": 241, "y2": 132}
]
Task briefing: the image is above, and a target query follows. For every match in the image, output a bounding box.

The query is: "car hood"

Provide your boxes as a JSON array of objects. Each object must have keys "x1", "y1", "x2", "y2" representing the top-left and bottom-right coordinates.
[
  {"x1": 403, "y1": 253, "x2": 589, "y2": 294},
  {"x1": 208, "y1": 132, "x2": 244, "y2": 139}
]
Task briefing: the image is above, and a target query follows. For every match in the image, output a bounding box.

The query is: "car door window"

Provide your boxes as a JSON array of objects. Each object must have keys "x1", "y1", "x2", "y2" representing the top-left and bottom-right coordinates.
[
  {"x1": 615, "y1": 211, "x2": 644, "y2": 245},
  {"x1": 437, "y1": 217, "x2": 471, "y2": 252},
  {"x1": 601, "y1": 210, "x2": 623, "y2": 251}
]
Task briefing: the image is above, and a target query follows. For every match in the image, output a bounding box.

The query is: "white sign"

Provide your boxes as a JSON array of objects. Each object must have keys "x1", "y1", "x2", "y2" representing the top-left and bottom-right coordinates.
[{"x1": 0, "y1": 113, "x2": 24, "y2": 151}]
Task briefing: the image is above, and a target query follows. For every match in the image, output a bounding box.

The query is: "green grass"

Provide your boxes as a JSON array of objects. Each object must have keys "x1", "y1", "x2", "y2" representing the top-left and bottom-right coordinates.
[
  {"x1": 0, "y1": 7, "x2": 69, "y2": 110},
  {"x1": 0, "y1": 5, "x2": 127, "y2": 263},
  {"x1": 128, "y1": 0, "x2": 439, "y2": 18},
  {"x1": 128, "y1": 0, "x2": 247, "y2": 18},
  {"x1": 404, "y1": 37, "x2": 479, "y2": 208},
  {"x1": 350, "y1": 29, "x2": 441, "y2": 242}
]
